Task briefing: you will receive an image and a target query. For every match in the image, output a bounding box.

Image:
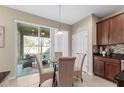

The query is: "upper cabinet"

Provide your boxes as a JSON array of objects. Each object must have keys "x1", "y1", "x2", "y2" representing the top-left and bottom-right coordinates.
[
  {"x1": 97, "y1": 20, "x2": 110, "y2": 45},
  {"x1": 97, "y1": 13, "x2": 124, "y2": 45},
  {"x1": 109, "y1": 14, "x2": 124, "y2": 44}
]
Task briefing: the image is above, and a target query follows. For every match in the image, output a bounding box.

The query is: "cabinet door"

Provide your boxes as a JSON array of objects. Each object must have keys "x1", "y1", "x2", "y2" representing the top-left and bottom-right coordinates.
[
  {"x1": 109, "y1": 14, "x2": 124, "y2": 44},
  {"x1": 105, "y1": 61, "x2": 120, "y2": 81},
  {"x1": 94, "y1": 59, "x2": 104, "y2": 77},
  {"x1": 97, "y1": 20, "x2": 110, "y2": 45}
]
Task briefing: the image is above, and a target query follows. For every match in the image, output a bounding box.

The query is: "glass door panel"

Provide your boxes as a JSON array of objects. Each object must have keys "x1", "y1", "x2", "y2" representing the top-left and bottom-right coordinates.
[
  {"x1": 39, "y1": 27, "x2": 51, "y2": 68},
  {"x1": 17, "y1": 23, "x2": 39, "y2": 77}
]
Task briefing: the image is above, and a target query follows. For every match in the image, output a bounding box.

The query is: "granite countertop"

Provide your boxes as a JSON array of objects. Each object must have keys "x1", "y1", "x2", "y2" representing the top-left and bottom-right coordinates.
[
  {"x1": 0, "y1": 71, "x2": 10, "y2": 84},
  {"x1": 93, "y1": 53, "x2": 124, "y2": 60},
  {"x1": 114, "y1": 70, "x2": 124, "y2": 82}
]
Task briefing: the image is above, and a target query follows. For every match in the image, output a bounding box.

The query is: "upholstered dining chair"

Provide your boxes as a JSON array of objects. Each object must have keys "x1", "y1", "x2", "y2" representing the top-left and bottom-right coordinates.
[
  {"x1": 35, "y1": 54, "x2": 54, "y2": 87},
  {"x1": 73, "y1": 53, "x2": 86, "y2": 82},
  {"x1": 56, "y1": 57, "x2": 76, "y2": 87},
  {"x1": 55, "y1": 52, "x2": 63, "y2": 61}
]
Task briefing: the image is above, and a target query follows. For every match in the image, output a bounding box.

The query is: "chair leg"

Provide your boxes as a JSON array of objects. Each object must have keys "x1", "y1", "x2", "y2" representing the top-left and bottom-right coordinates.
[
  {"x1": 39, "y1": 83, "x2": 41, "y2": 87},
  {"x1": 81, "y1": 78, "x2": 83, "y2": 82},
  {"x1": 72, "y1": 83, "x2": 74, "y2": 87}
]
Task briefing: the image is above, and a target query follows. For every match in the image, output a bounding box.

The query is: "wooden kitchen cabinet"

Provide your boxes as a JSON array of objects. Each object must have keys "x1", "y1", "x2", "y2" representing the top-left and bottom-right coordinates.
[
  {"x1": 97, "y1": 20, "x2": 110, "y2": 45},
  {"x1": 109, "y1": 14, "x2": 124, "y2": 44},
  {"x1": 105, "y1": 61, "x2": 120, "y2": 81},
  {"x1": 93, "y1": 59, "x2": 104, "y2": 77},
  {"x1": 97, "y1": 13, "x2": 124, "y2": 45},
  {"x1": 93, "y1": 56, "x2": 121, "y2": 82}
]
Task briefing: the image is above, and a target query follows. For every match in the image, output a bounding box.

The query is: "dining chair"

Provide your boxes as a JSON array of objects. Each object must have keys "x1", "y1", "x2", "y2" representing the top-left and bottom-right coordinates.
[
  {"x1": 56, "y1": 57, "x2": 76, "y2": 87},
  {"x1": 73, "y1": 53, "x2": 86, "y2": 82},
  {"x1": 35, "y1": 54, "x2": 54, "y2": 87},
  {"x1": 55, "y1": 52, "x2": 63, "y2": 61}
]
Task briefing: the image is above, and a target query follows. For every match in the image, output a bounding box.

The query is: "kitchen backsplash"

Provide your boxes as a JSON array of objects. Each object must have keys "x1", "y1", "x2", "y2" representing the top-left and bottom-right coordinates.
[
  {"x1": 109, "y1": 44, "x2": 124, "y2": 54},
  {"x1": 93, "y1": 44, "x2": 124, "y2": 54}
]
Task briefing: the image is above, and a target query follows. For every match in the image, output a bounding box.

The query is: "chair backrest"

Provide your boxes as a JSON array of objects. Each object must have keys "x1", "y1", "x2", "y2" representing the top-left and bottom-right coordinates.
[
  {"x1": 58, "y1": 57, "x2": 76, "y2": 87},
  {"x1": 35, "y1": 54, "x2": 43, "y2": 75},
  {"x1": 74, "y1": 53, "x2": 86, "y2": 71},
  {"x1": 55, "y1": 52, "x2": 63, "y2": 61}
]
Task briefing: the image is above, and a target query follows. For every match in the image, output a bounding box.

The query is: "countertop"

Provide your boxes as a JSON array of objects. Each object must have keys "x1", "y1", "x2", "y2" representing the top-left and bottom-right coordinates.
[
  {"x1": 0, "y1": 71, "x2": 10, "y2": 84},
  {"x1": 93, "y1": 53, "x2": 124, "y2": 60},
  {"x1": 114, "y1": 70, "x2": 124, "y2": 82}
]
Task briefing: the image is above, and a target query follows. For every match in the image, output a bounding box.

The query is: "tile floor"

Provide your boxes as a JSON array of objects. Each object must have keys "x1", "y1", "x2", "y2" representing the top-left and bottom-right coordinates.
[
  {"x1": 7, "y1": 72, "x2": 116, "y2": 87},
  {"x1": 17, "y1": 64, "x2": 49, "y2": 77},
  {"x1": 17, "y1": 64, "x2": 38, "y2": 77}
]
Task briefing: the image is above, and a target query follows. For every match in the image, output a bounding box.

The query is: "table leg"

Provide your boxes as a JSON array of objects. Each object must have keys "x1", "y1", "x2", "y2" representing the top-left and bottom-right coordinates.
[{"x1": 52, "y1": 64, "x2": 57, "y2": 87}]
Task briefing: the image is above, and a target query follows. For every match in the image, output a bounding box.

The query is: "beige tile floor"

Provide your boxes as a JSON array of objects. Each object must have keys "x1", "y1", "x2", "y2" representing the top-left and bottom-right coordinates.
[{"x1": 7, "y1": 72, "x2": 116, "y2": 87}]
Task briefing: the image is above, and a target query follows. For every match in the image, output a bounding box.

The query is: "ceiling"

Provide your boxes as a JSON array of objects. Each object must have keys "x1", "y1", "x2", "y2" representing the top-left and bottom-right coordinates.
[{"x1": 5, "y1": 5, "x2": 124, "y2": 25}]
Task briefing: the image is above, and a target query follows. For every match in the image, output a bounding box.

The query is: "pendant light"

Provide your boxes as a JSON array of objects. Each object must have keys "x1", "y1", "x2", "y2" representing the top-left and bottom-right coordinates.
[{"x1": 55, "y1": 5, "x2": 64, "y2": 36}]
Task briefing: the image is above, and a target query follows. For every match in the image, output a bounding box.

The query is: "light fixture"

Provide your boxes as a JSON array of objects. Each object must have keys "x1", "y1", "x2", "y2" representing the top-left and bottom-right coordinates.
[
  {"x1": 40, "y1": 29, "x2": 45, "y2": 36},
  {"x1": 32, "y1": 29, "x2": 35, "y2": 32},
  {"x1": 41, "y1": 32, "x2": 45, "y2": 36},
  {"x1": 55, "y1": 5, "x2": 64, "y2": 36}
]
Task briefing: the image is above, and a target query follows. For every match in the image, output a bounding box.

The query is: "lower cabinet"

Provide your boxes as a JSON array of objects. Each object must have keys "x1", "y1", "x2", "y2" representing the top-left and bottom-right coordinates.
[
  {"x1": 105, "y1": 61, "x2": 120, "y2": 81},
  {"x1": 94, "y1": 60, "x2": 104, "y2": 77},
  {"x1": 93, "y1": 56, "x2": 121, "y2": 82}
]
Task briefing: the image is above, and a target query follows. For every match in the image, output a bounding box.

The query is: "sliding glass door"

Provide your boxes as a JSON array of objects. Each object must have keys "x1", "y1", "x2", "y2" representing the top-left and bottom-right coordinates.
[{"x1": 17, "y1": 23, "x2": 51, "y2": 77}]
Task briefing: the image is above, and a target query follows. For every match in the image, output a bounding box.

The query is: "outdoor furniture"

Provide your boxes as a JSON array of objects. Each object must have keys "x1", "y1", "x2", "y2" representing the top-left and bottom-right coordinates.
[
  {"x1": 22, "y1": 54, "x2": 35, "y2": 69},
  {"x1": 73, "y1": 53, "x2": 86, "y2": 82},
  {"x1": 35, "y1": 54, "x2": 54, "y2": 87},
  {"x1": 42, "y1": 55, "x2": 49, "y2": 65},
  {"x1": 56, "y1": 57, "x2": 76, "y2": 87},
  {"x1": 23, "y1": 58, "x2": 33, "y2": 69}
]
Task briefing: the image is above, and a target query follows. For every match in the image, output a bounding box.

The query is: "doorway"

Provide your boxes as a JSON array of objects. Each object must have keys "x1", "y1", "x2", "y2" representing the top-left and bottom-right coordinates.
[{"x1": 72, "y1": 31, "x2": 88, "y2": 72}]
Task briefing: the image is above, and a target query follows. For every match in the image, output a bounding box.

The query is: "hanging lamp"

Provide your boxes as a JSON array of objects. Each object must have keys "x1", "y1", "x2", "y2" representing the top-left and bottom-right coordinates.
[{"x1": 55, "y1": 5, "x2": 64, "y2": 36}]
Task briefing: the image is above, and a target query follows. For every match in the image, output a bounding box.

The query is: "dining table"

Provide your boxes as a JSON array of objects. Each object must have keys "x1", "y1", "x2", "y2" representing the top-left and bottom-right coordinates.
[{"x1": 0, "y1": 71, "x2": 10, "y2": 87}]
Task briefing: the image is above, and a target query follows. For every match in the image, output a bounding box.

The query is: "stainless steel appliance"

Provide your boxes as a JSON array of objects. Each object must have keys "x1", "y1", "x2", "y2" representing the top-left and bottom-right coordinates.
[{"x1": 121, "y1": 60, "x2": 124, "y2": 71}]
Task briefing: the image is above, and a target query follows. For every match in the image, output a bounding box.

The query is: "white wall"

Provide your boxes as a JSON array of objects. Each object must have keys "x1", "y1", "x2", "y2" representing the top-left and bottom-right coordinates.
[
  {"x1": 62, "y1": 31, "x2": 69, "y2": 56},
  {"x1": 92, "y1": 15, "x2": 99, "y2": 45}
]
